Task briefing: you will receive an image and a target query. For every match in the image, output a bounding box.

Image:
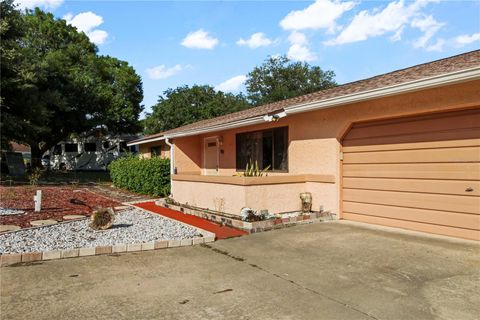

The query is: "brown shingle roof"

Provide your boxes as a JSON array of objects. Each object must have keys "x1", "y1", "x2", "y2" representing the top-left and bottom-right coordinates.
[
  {"x1": 132, "y1": 50, "x2": 479, "y2": 143},
  {"x1": 9, "y1": 142, "x2": 30, "y2": 153}
]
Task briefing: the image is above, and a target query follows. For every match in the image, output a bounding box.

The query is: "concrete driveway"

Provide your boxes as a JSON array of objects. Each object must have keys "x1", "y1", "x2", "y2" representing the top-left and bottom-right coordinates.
[{"x1": 1, "y1": 222, "x2": 479, "y2": 320}]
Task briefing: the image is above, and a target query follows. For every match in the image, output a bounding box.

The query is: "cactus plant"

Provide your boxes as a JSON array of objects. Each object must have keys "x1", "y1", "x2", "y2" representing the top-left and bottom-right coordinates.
[{"x1": 243, "y1": 159, "x2": 270, "y2": 177}]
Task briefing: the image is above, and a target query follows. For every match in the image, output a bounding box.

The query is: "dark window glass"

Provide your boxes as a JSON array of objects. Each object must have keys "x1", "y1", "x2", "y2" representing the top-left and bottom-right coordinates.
[
  {"x1": 150, "y1": 146, "x2": 161, "y2": 156},
  {"x1": 64, "y1": 143, "x2": 78, "y2": 153},
  {"x1": 53, "y1": 145, "x2": 62, "y2": 155},
  {"x1": 84, "y1": 143, "x2": 97, "y2": 152},
  {"x1": 273, "y1": 127, "x2": 288, "y2": 171},
  {"x1": 129, "y1": 145, "x2": 137, "y2": 153},
  {"x1": 236, "y1": 126, "x2": 288, "y2": 171}
]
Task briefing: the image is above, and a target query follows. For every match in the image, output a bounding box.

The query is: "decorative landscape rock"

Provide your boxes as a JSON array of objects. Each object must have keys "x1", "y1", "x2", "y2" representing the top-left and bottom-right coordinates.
[
  {"x1": 63, "y1": 215, "x2": 86, "y2": 221},
  {"x1": 30, "y1": 219, "x2": 58, "y2": 227},
  {"x1": 0, "y1": 208, "x2": 203, "y2": 254},
  {"x1": 0, "y1": 225, "x2": 21, "y2": 232},
  {"x1": 89, "y1": 208, "x2": 115, "y2": 230}
]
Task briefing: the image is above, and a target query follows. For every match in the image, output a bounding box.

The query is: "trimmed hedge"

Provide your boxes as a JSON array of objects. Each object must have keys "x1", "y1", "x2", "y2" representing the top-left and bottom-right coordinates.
[{"x1": 108, "y1": 155, "x2": 170, "y2": 197}]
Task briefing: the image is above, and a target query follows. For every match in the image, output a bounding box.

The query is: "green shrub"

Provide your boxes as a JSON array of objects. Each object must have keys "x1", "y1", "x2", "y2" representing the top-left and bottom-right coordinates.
[{"x1": 108, "y1": 155, "x2": 170, "y2": 197}]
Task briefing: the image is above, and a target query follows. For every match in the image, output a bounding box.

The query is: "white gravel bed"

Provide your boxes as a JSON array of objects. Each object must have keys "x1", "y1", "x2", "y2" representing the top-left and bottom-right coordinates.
[
  {"x1": 0, "y1": 208, "x2": 203, "y2": 254},
  {"x1": 0, "y1": 208, "x2": 25, "y2": 216}
]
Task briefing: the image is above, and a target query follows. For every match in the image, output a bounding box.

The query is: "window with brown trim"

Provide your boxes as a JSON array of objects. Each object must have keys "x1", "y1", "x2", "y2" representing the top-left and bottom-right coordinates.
[{"x1": 236, "y1": 126, "x2": 288, "y2": 171}]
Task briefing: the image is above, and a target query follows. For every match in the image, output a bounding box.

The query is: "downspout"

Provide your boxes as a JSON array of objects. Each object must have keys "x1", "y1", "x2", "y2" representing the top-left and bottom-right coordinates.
[
  {"x1": 165, "y1": 137, "x2": 174, "y2": 197},
  {"x1": 165, "y1": 137, "x2": 174, "y2": 175}
]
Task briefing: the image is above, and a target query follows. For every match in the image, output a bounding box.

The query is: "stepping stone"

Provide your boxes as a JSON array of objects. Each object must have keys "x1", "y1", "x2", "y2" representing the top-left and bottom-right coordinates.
[
  {"x1": 30, "y1": 219, "x2": 58, "y2": 227},
  {"x1": 0, "y1": 224, "x2": 21, "y2": 232},
  {"x1": 63, "y1": 214, "x2": 86, "y2": 221}
]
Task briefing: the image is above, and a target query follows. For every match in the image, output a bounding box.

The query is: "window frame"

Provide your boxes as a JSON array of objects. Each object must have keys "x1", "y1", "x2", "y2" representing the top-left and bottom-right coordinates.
[{"x1": 235, "y1": 126, "x2": 289, "y2": 173}]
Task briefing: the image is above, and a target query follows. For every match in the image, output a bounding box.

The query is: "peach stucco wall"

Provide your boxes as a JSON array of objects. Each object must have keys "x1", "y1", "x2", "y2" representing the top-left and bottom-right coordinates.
[
  {"x1": 174, "y1": 135, "x2": 202, "y2": 174},
  {"x1": 171, "y1": 80, "x2": 480, "y2": 216},
  {"x1": 139, "y1": 141, "x2": 170, "y2": 159},
  {"x1": 172, "y1": 179, "x2": 337, "y2": 215}
]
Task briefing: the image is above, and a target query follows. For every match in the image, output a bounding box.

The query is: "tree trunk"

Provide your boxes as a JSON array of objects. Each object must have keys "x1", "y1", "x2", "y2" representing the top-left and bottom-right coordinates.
[{"x1": 30, "y1": 143, "x2": 44, "y2": 169}]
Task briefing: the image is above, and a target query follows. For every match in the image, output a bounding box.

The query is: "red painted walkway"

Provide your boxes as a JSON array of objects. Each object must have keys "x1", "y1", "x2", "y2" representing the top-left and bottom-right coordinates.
[{"x1": 134, "y1": 202, "x2": 248, "y2": 240}]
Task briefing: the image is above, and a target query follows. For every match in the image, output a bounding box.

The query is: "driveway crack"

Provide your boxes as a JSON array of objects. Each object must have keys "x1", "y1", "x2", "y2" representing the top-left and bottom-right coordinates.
[{"x1": 201, "y1": 244, "x2": 380, "y2": 320}]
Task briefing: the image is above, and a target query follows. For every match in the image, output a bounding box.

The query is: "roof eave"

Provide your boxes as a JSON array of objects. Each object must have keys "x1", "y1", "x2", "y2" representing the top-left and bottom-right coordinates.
[
  {"x1": 127, "y1": 135, "x2": 165, "y2": 146},
  {"x1": 137, "y1": 66, "x2": 480, "y2": 142}
]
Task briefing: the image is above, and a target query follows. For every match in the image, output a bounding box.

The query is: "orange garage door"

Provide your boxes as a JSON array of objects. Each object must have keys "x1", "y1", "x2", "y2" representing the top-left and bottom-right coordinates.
[{"x1": 342, "y1": 108, "x2": 480, "y2": 240}]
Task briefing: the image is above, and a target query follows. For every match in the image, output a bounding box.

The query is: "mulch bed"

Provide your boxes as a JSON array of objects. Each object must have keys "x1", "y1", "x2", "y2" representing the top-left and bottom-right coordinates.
[{"x1": 0, "y1": 186, "x2": 120, "y2": 228}]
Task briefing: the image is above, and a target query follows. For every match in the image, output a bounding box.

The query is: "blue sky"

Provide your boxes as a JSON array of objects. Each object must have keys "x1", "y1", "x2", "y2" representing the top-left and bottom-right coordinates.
[{"x1": 18, "y1": 0, "x2": 480, "y2": 117}]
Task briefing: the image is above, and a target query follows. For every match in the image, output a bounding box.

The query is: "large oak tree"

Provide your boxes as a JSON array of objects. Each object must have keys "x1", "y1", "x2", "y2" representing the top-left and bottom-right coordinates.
[
  {"x1": 0, "y1": 1, "x2": 143, "y2": 166},
  {"x1": 245, "y1": 55, "x2": 337, "y2": 106},
  {"x1": 143, "y1": 85, "x2": 249, "y2": 134}
]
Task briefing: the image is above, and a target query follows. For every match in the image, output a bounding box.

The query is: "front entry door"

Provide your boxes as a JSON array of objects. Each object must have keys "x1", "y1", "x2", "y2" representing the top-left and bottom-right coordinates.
[{"x1": 204, "y1": 137, "x2": 219, "y2": 175}]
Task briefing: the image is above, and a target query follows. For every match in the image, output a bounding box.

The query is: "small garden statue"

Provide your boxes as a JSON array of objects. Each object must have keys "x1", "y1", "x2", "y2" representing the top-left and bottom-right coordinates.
[
  {"x1": 300, "y1": 192, "x2": 312, "y2": 214},
  {"x1": 89, "y1": 208, "x2": 115, "y2": 230}
]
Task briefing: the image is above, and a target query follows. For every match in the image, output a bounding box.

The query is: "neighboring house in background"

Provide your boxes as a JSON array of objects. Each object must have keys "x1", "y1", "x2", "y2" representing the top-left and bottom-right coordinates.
[
  {"x1": 9, "y1": 142, "x2": 31, "y2": 165},
  {"x1": 127, "y1": 135, "x2": 170, "y2": 159},
  {"x1": 46, "y1": 134, "x2": 139, "y2": 171},
  {"x1": 0, "y1": 142, "x2": 31, "y2": 176},
  {"x1": 128, "y1": 50, "x2": 480, "y2": 241}
]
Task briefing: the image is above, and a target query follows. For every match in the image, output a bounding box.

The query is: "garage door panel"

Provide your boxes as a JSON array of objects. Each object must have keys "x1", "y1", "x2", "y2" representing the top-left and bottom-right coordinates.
[
  {"x1": 342, "y1": 212, "x2": 480, "y2": 241},
  {"x1": 342, "y1": 109, "x2": 480, "y2": 240},
  {"x1": 342, "y1": 178, "x2": 480, "y2": 196},
  {"x1": 344, "y1": 110, "x2": 480, "y2": 141},
  {"x1": 343, "y1": 163, "x2": 480, "y2": 180},
  {"x1": 344, "y1": 127, "x2": 480, "y2": 147},
  {"x1": 343, "y1": 188, "x2": 479, "y2": 214},
  {"x1": 343, "y1": 146, "x2": 480, "y2": 164},
  {"x1": 343, "y1": 202, "x2": 480, "y2": 230},
  {"x1": 343, "y1": 138, "x2": 480, "y2": 153}
]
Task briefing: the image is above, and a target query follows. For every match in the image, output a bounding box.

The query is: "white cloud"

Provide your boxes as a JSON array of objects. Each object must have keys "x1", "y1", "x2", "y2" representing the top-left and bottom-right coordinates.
[
  {"x1": 425, "y1": 38, "x2": 445, "y2": 51},
  {"x1": 390, "y1": 26, "x2": 404, "y2": 42},
  {"x1": 288, "y1": 45, "x2": 317, "y2": 62},
  {"x1": 215, "y1": 75, "x2": 247, "y2": 92},
  {"x1": 325, "y1": 0, "x2": 439, "y2": 46},
  {"x1": 63, "y1": 12, "x2": 108, "y2": 45},
  {"x1": 454, "y1": 32, "x2": 480, "y2": 46},
  {"x1": 64, "y1": 11, "x2": 103, "y2": 33},
  {"x1": 280, "y1": 0, "x2": 356, "y2": 33},
  {"x1": 87, "y1": 30, "x2": 108, "y2": 46},
  {"x1": 288, "y1": 31, "x2": 308, "y2": 46},
  {"x1": 237, "y1": 32, "x2": 273, "y2": 48},
  {"x1": 411, "y1": 15, "x2": 444, "y2": 49},
  {"x1": 146, "y1": 64, "x2": 183, "y2": 80},
  {"x1": 181, "y1": 29, "x2": 219, "y2": 49},
  {"x1": 16, "y1": 0, "x2": 63, "y2": 10},
  {"x1": 287, "y1": 31, "x2": 317, "y2": 62}
]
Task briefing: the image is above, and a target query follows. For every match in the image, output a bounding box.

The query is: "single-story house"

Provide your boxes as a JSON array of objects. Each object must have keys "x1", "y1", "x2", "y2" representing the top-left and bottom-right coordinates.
[
  {"x1": 128, "y1": 133, "x2": 171, "y2": 159},
  {"x1": 129, "y1": 50, "x2": 480, "y2": 240}
]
